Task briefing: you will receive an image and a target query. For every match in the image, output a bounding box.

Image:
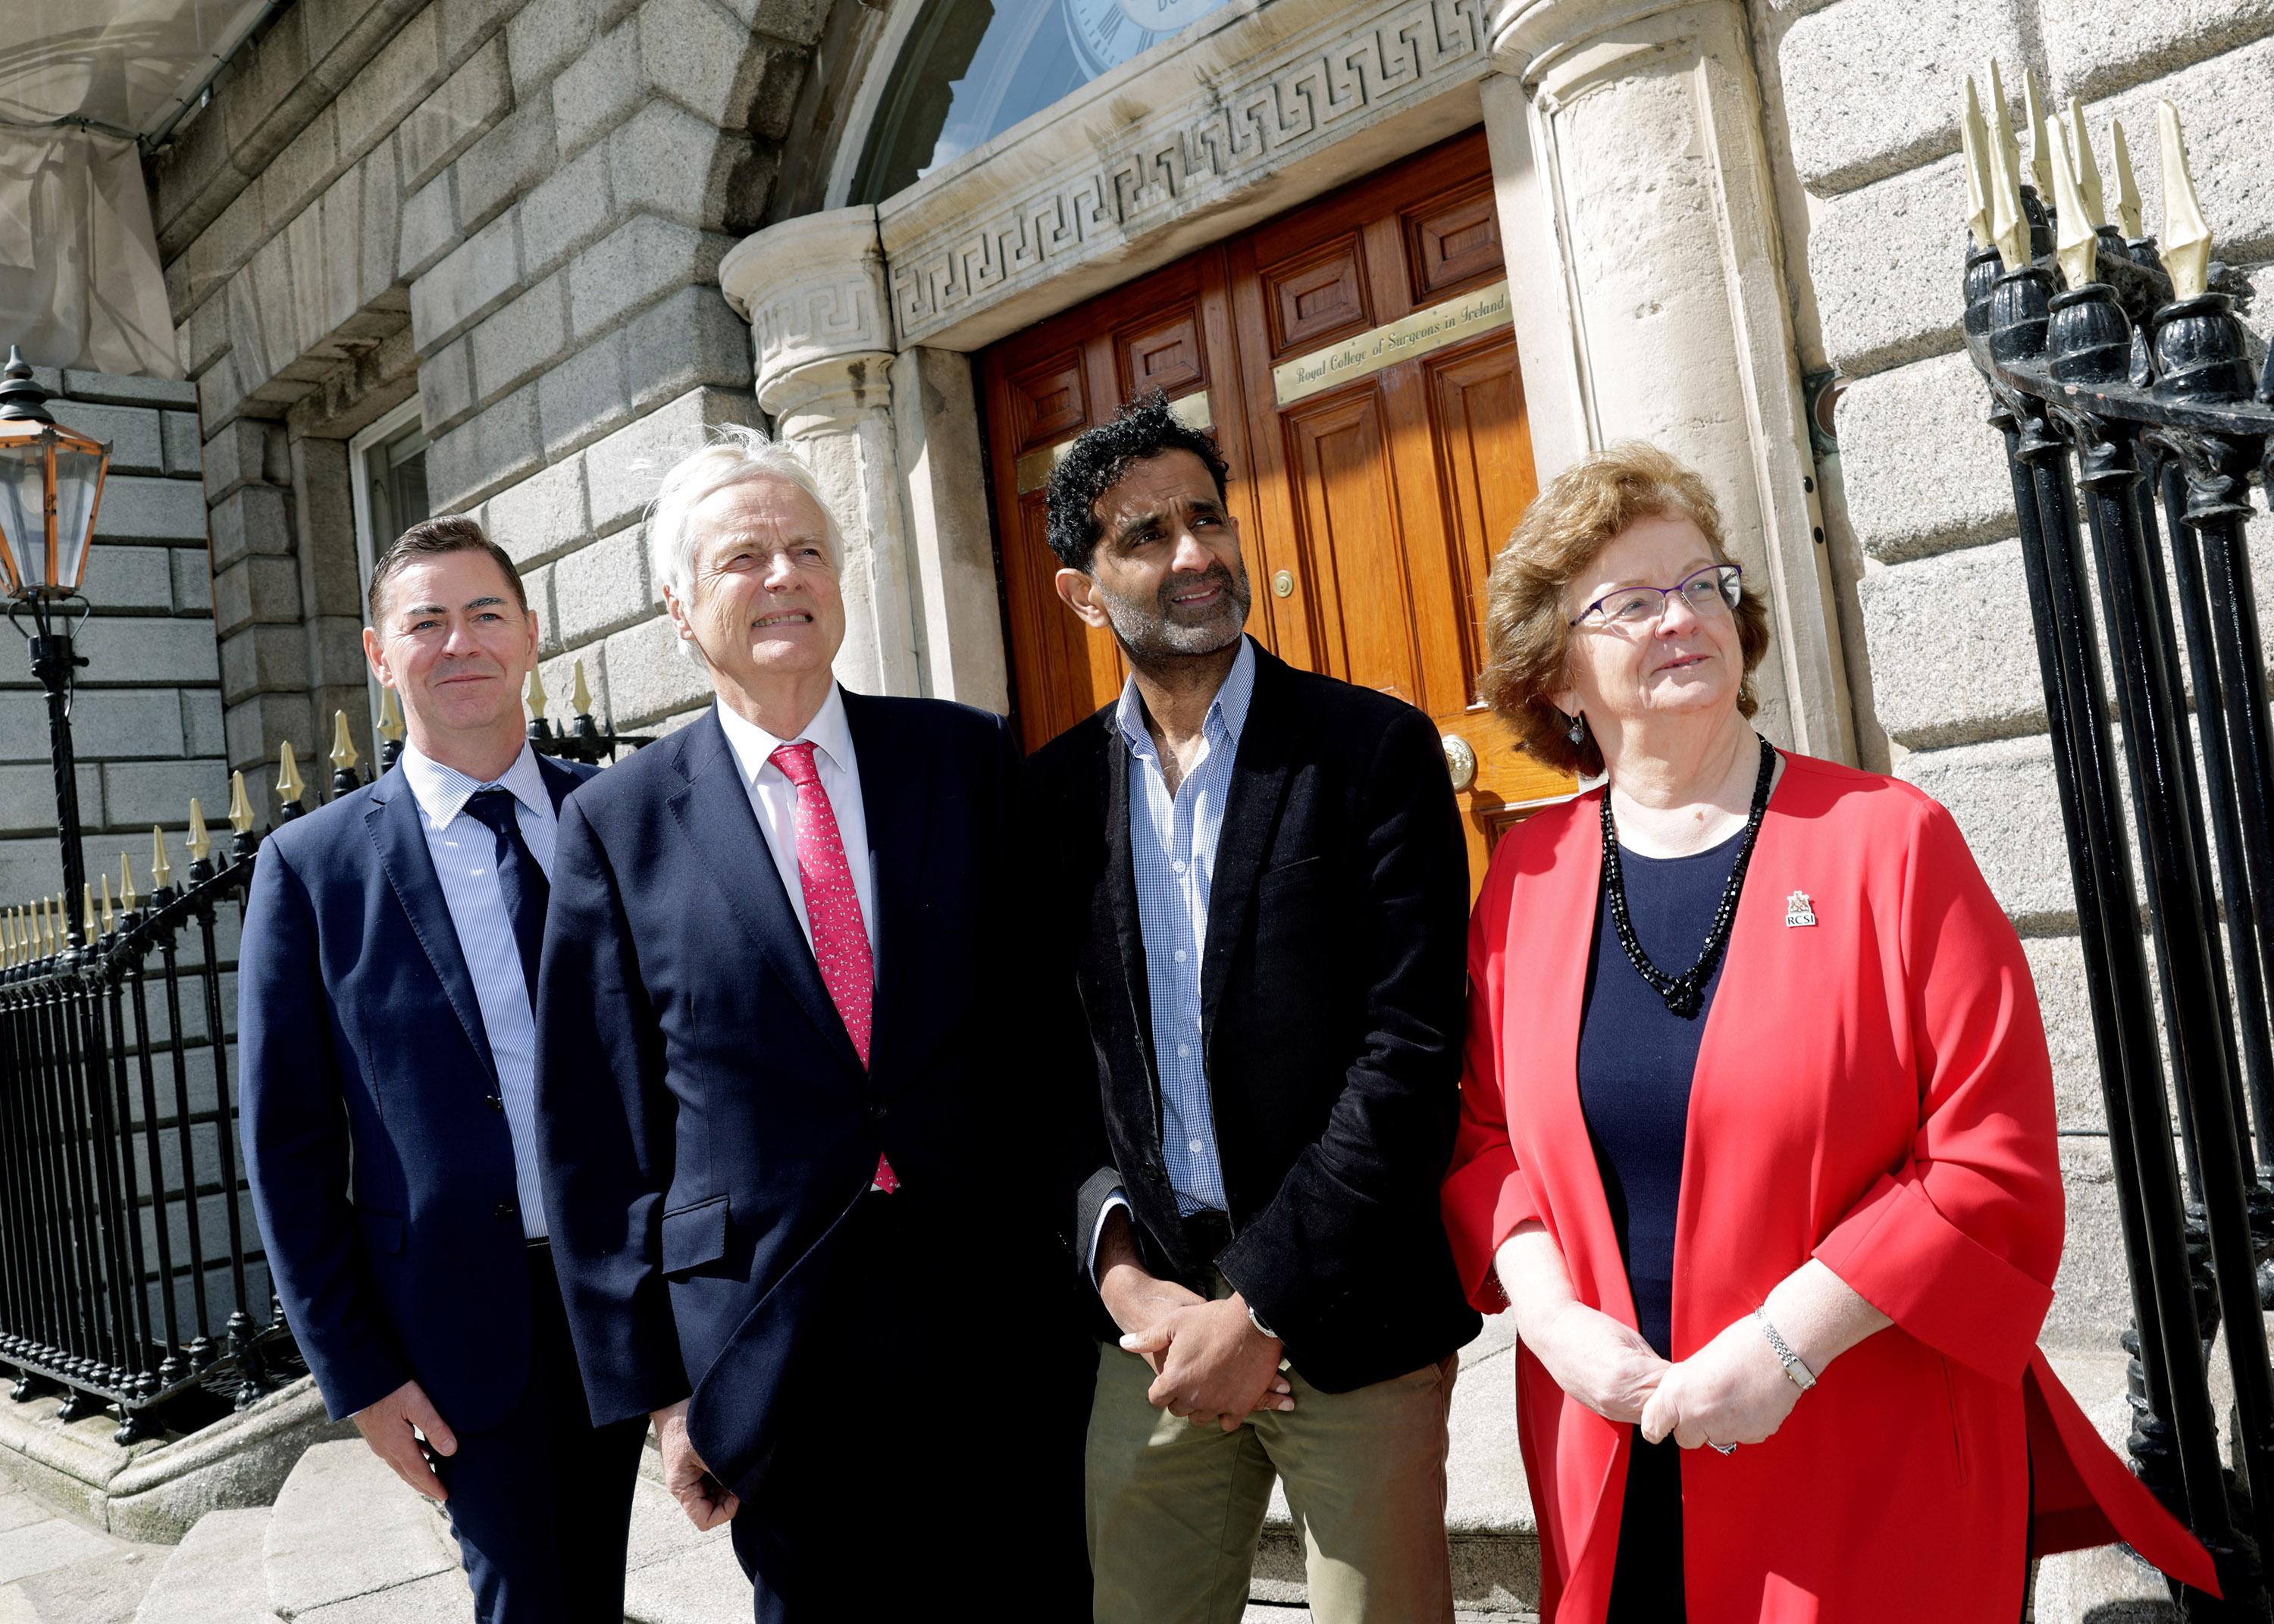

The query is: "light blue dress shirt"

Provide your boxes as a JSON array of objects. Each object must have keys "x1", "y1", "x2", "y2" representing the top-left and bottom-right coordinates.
[
  {"x1": 397, "y1": 740, "x2": 557, "y2": 1241},
  {"x1": 1117, "y1": 637, "x2": 1256, "y2": 1217}
]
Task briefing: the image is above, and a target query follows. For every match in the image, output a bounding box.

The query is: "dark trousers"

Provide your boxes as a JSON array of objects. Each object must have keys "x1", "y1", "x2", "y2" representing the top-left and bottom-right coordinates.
[
  {"x1": 727, "y1": 1191, "x2": 1092, "y2": 1622},
  {"x1": 434, "y1": 1243, "x2": 650, "y2": 1624},
  {"x1": 1607, "y1": 1426, "x2": 1684, "y2": 1622}
]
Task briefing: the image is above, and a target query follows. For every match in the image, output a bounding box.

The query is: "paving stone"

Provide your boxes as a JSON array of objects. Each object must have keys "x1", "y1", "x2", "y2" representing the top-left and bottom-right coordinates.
[
  {"x1": 132, "y1": 1507, "x2": 278, "y2": 1624},
  {"x1": 262, "y1": 1441, "x2": 459, "y2": 1618},
  {"x1": 1778, "y1": 0, "x2": 2028, "y2": 197},
  {"x1": 295, "y1": 1567, "x2": 475, "y2": 1624},
  {"x1": 397, "y1": 35, "x2": 514, "y2": 196},
  {"x1": 1837, "y1": 350, "x2": 2016, "y2": 565},
  {"x1": 96, "y1": 477, "x2": 212, "y2": 546}
]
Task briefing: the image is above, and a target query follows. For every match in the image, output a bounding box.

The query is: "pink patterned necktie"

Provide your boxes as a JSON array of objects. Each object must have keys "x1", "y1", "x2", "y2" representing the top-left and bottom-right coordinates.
[{"x1": 769, "y1": 741, "x2": 896, "y2": 1194}]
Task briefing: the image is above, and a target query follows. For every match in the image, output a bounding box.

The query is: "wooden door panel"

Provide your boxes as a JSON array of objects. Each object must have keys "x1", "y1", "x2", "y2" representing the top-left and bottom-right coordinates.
[
  {"x1": 979, "y1": 127, "x2": 1574, "y2": 885},
  {"x1": 1281, "y1": 390, "x2": 1419, "y2": 702}
]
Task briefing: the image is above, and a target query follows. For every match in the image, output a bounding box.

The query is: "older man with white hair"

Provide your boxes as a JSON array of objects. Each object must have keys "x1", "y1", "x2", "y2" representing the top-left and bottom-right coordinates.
[{"x1": 532, "y1": 427, "x2": 1088, "y2": 1619}]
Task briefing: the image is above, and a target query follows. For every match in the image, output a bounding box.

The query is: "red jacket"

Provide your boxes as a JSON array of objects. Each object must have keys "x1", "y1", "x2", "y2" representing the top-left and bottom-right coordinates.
[{"x1": 1440, "y1": 751, "x2": 2216, "y2": 1622}]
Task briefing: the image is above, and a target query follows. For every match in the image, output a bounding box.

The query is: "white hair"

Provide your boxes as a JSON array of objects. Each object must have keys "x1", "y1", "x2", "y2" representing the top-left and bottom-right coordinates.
[{"x1": 644, "y1": 424, "x2": 847, "y2": 658}]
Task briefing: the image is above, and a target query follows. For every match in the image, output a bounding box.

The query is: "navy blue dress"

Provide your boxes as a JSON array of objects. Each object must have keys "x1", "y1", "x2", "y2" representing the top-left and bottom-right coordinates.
[{"x1": 1577, "y1": 828, "x2": 1746, "y2": 1622}]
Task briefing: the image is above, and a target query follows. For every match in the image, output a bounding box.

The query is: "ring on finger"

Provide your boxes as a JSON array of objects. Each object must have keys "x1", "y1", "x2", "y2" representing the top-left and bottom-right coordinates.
[{"x1": 1709, "y1": 1440, "x2": 1737, "y2": 1456}]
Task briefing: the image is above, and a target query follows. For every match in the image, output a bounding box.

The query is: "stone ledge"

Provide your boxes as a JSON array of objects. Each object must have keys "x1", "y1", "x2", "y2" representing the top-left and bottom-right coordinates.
[{"x1": 0, "y1": 1378, "x2": 352, "y2": 1545}]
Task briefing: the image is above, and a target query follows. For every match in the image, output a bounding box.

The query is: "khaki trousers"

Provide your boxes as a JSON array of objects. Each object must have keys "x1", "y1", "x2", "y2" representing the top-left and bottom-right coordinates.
[{"x1": 1085, "y1": 1275, "x2": 1457, "y2": 1624}]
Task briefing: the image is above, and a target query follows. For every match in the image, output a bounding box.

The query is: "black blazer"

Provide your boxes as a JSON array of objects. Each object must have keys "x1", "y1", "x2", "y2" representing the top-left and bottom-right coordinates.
[
  {"x1": 240, "y1": 753, "x2": 597, "y2": 1429},
  {"x1": 534, "y1": 692, "x2": 1055, "y2": 1495},
  {"x1": 1024, "y1": 640, "x2": 1481, "y2": 1393}
]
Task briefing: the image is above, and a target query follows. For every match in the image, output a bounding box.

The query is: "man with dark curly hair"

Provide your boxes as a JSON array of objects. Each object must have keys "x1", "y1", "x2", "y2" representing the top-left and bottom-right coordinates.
[{"x1": 1023, "y1": 393, "x2": 1480, "y2": 1622}]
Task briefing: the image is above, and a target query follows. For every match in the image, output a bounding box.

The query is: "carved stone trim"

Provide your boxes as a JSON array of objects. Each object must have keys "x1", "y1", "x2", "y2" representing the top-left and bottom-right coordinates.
[
  {"x1": 718, "y1": 207, "x2": 894, "y2": 408},
  {"x1": 876, "y1": 0, "x2": 1491, "y2": 350}
]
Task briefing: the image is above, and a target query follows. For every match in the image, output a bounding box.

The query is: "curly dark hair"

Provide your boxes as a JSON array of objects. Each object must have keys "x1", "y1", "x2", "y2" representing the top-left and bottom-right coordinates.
[{"x1": 1043, "y1": 392, "x2": 1231, "y2": 571}]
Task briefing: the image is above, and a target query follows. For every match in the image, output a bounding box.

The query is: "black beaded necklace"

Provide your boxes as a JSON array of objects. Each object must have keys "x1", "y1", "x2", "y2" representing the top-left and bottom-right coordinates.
[{"x1": 1598, "y1": 734, "x2": 1778, "y2": 1019}]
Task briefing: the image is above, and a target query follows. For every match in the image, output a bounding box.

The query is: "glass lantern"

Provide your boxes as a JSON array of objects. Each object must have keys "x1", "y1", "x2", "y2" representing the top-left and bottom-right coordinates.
[{"x1": 0, "y1": 349, "x2": 110, "y2": 600}]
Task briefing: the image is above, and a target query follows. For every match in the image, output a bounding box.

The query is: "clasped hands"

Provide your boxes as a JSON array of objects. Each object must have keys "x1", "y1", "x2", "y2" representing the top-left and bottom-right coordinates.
[
  {"x1": 1527, "y1": 1300, "x2": 1800, "y2": 1450},
  {"x1": 1095, "y1": 1209, "x2": 1293, "y2": 1431}
]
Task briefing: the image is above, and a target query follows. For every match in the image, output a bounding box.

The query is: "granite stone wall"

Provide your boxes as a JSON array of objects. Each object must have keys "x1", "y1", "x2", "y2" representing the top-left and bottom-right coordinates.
[
  {"x1": 1756, "y1": 0, "x2": 2274, "y2": 1350},
  {"x1": 0, "y1": 369, "x2": 227, "y2": 909},
  {"x1": 147, "y1": 0, "x2": 841, "y2": 799}
]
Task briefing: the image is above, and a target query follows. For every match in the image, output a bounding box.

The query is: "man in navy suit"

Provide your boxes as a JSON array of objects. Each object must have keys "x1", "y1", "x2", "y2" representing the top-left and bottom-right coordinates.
[
  {"x1": 240, "y1": 517, "x2": 645, "y2": 1624},
  {"x1": 534, "y1": 427, "x2": 1087, "y2": 1620}
]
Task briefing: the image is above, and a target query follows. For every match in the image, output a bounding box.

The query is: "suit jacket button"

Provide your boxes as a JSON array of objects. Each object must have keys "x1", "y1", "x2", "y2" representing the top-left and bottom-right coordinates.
[
  {"x1": 864, "y1": 1101, "x2": 888, "y2": 1122},
  {"x1": 485, "y1": 1095, "x2": 503, "y2": 1111},
  {"x1": 493, "y1": 1202, "x2": 515, "y2": 1219}
]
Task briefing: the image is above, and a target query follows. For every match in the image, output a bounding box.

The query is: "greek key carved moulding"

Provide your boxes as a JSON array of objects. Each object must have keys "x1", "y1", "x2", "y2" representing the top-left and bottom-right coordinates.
[{"x1": 882, "y1": 0, "x2": 1491, "y2": 346}]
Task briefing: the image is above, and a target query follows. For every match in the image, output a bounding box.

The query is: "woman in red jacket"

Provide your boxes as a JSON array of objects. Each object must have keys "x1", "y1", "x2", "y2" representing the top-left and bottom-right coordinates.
[{"x1": 1439, "y1": 441, "x2": 2214, "y2": 1622}]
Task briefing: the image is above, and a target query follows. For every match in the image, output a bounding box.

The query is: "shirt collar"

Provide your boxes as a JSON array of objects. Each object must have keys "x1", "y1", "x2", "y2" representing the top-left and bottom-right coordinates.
[
  {"x1": 1114, "y1": 636, "x2": 1256, "y2": 763},
  {"x1": 399, "y1": 738, "x2": 553, "y2": 830},
  {"x1": 716, "y1": 683, "x2": 855, "y2": 789}
]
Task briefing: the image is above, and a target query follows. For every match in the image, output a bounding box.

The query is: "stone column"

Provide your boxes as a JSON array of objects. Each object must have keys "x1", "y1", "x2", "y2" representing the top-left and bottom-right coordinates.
[
  {"x1": 720, "y1": 208, "x2": 1012, "y2": 709},
  {"x1": 1482, "y1": 0, "x2": 1855, "y2": 762}
]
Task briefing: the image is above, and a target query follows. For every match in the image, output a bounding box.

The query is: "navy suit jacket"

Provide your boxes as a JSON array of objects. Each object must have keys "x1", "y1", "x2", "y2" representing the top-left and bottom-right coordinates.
[
  {"x1": 534, "y1": 692, "x2": 1042, "y2": 1497},
  {"x1": 240, "y1": 752, "x2": 598, "y2": 1429}
]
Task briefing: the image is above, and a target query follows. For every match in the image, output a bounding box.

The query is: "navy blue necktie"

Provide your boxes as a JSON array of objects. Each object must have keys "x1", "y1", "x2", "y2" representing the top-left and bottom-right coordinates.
[{"x1": 462, "y1": 789, "x2": 548, "y2": 1005}]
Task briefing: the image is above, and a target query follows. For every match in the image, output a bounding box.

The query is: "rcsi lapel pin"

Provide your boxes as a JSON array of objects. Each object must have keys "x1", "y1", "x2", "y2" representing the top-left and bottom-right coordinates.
[{"x1": 1785, "y1": 890, "x2": 1818, "y2": 928}]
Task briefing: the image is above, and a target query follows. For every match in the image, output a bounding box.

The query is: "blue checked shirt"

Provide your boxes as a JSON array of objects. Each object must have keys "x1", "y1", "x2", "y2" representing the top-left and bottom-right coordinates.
[{"x1": 1117, "y1": 637, "x2": 1256, "y2": 1217}]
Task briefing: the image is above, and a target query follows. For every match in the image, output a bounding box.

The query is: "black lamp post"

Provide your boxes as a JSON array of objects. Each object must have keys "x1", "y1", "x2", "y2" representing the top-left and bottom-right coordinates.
[{"x1": 0, "y1": 348, "x2": 111, "y2": 950}]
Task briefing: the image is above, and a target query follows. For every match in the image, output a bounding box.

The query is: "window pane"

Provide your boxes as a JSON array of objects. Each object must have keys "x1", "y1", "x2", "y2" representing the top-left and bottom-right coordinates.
[
  {"x1": 365, "y1": 423, "x2": 430, "y2": 555},
  {"x1": 851, "y1": 0, "x2": 1231, "y2": 204}
]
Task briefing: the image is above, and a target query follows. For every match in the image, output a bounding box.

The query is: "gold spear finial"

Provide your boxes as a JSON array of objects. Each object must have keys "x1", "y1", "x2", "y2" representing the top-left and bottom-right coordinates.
[
  {"x1": 187, "y1": 798, "x2": 211, "y2": 863},
  {"x1": 228, "y1": 770, "x2": 255, "y2": 834},
  {"x1": 119, "y1": 853, "x2": 137, "y2": 915},
  {"x1": 2111, "y1": 118, "x2": 2144, "y2": 239},
  {"x1": 82, "y1": 883, "x2": 96, "y2": 939},
  {"x1": 525, "y1": 666, "x2": 547, "y2": 721},
  {"x1": 1985, "y1": 61, "x2": 2029, "y2": 271},
  {"x1": 5, "y1": 910, "x2": 17, "y2": 968},
  {"x1": 572, "y1": 659, "x2": 594, "y2": 718},
  {"x1": 99, "y1": 874, "x2": 114, "y2": 935},
  {"x1": 2052, "y1": 118, "x2": 2098, "y2": 289},
  {"x1": 377, "y1": 686, "x2": 405, "y2": 743},
  {"x1": 1962, "y1": 77, "x2": 1994, "y2": 249},
  {"x1": 330, "y1": 709, "x2": 360, "y2": 777},
  {"x1": 40, "y1": 896, "x2": 55, "y2": 954},
  {"x1": 151, "y1": 825, "x2": 173, "y2": 891},
  {"x1": 2157, "y1": 100, "x2": 2211, "y2": 302},
  {"x1": 2067, "y1": 98, "x2": 2106, "y2": 230},
  {"x1": 2022, "y1": 68, "x2": 2053, "y2": 201},
  {"x1": 276, "y1": 740, "x2": 305, "y2": 807}
]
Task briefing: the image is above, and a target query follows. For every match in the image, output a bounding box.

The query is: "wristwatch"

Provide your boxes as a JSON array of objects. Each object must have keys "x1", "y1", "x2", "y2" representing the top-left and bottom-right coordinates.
[{"x1": 1754, "y1": 1307, "x2": 1818, "y2": 1391}]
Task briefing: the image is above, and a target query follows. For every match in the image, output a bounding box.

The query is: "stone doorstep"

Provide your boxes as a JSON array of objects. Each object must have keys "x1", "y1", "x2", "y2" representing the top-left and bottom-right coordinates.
[
  {"x1": 132, "y1": 1507, "x2": 280, "y2": 1624},
  {"x1": 0, "y1": 1378, "x2": 354, "y2": 1547},
  {"x1": 262, "y1": 1441, "x2": 462, "y2": 1619}
]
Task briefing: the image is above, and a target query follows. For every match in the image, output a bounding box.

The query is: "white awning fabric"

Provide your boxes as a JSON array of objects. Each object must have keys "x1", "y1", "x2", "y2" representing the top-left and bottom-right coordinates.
[{"x1": 0, "y1": 0, "x2": 272, "y2": 376}]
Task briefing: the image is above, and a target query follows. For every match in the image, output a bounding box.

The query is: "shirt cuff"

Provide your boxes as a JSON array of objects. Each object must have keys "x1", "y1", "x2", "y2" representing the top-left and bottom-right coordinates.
[{"x1": 1088, "y1": 1189, "x2": 1131, "y2": 1285}]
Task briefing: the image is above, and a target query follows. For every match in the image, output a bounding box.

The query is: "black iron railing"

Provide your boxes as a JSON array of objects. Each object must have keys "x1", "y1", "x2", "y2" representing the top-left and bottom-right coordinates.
[
  {"x1": 1, "y1": 680, "x2": 646, "y2": 1447},
  {"x1": 1965, "y1": 76, "x2": 2274, "y2": 1616}
]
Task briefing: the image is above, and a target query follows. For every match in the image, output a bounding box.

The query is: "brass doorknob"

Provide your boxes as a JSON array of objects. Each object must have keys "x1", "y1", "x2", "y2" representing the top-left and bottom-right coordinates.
[{"x1": 1442, "y1": 734, "x2": 1477, "y2": 792}]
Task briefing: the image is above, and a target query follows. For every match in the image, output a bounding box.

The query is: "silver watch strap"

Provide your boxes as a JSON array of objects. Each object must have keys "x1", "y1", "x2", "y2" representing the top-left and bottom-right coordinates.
[
  {"x1": 1248, "y1": 1304, "x2": 1277, "y2": 1339},
  {"x1": 1754, "y1": 1307, "x2": 1817, "y2": 1391}
]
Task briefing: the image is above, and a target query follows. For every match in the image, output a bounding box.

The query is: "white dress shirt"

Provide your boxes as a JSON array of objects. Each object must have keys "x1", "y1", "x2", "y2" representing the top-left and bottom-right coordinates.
[
  {"x1": 713, "y1": 685, "x2": 878, "y2": 956},
  {"x1": 397, "y1": 740, "x2": 558, "y2": 1240}
]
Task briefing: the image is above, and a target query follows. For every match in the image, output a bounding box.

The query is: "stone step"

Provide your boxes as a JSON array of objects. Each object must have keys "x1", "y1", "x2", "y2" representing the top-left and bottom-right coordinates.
[
  {"x1": 132, "y1": 1508, "x2": 279, "y2": 1624},
  {"x1": 259, "y1": 1441, "x2": 468, "y2": 1622}
]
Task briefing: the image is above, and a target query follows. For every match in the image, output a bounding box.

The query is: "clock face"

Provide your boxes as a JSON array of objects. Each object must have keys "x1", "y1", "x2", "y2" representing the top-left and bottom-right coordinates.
[{"x1": 1062, "y1": 0, "x2": 1227, "y2": 80}]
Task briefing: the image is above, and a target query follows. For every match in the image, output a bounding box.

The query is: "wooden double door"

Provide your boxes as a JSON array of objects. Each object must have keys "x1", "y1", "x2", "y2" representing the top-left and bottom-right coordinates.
[{"x1": 979, "y1": 130, "x2": 1573, "y2": 890}]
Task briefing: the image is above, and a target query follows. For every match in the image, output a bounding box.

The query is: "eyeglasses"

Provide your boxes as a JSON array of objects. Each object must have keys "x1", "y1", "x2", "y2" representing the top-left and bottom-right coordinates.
[{"x1": 1569, "y1": 564, "x2": 1743, "y2": 628}]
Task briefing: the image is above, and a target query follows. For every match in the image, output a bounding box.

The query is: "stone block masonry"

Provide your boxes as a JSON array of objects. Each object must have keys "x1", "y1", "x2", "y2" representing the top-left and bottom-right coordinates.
[
  {"x1": 1762, "y1": 0, "x2": 2274, "y2": 1371},
  {"x1": 151, "y1": 0, "x2": 814, "y2": 789},
  {"x1": 0, "y1": 373, "x2": 227, "y2": 903}
]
